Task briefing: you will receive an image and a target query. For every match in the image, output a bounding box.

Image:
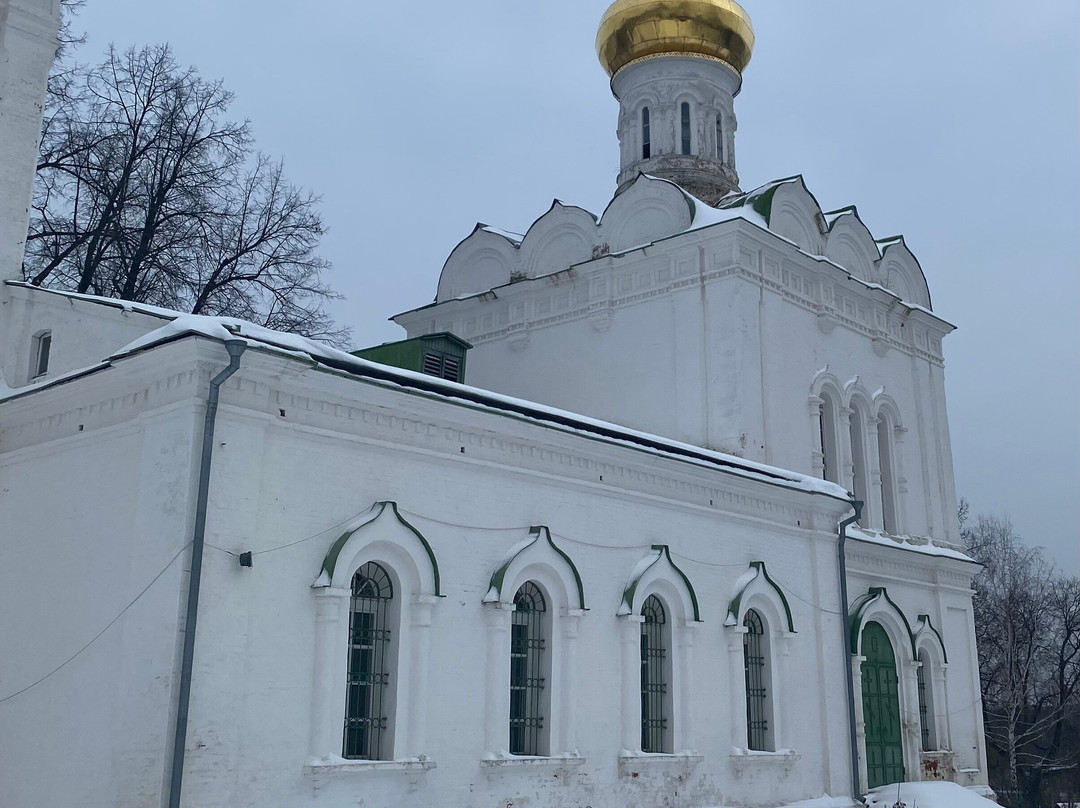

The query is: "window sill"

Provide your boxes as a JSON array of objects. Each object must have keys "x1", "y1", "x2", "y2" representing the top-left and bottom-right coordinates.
[
  {"x1": 303, "y1": 756, "x2": 437, "y2": 776},
  {"x1": 729, "y1": 748, "x2": 800, "y2": 776},
  {"x1": 480, "y1": 754, "x2": 586, "y2": 770},
  {"x1": 618, "y1": 751, "x2": 703, "y2": 777}
]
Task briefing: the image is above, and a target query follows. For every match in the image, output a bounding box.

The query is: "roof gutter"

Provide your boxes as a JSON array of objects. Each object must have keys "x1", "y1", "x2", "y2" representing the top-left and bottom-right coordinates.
[
  {"x1": 838, "y1": 500, "x2": 864, "y2": 803},
  {"x1": 167, "y1": 339, "x2": 246, "y2": 808}
]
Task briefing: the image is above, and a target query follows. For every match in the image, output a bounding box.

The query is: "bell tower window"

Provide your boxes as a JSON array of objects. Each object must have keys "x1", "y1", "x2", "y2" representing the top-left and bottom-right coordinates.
[
  {"x1": 680, "y1": 103, "x2": 691, "y2": 155},
  {"x1": 641, "y1": 107, "x2": 651, "y2": 159},
  {"x1": 715, "y1": 114, "x2": 724, "y2": 161}
]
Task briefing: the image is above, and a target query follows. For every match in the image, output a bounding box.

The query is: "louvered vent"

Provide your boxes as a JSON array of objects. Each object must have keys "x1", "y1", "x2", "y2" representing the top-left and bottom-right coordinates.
[
  {"x1": 442, "y1": 355, "x2": 461, "y2": 382},
  {"x1": 423, "y1": 353, "x2": 442, "y2": 377}
]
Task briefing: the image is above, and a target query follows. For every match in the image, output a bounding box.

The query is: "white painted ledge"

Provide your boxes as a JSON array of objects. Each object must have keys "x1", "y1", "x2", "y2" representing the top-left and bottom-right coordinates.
[
  {"x1": 728, "y1": 747, "x2": 800, "y2": 776},
  {"x1": 479, "y1": 754, "x2": 586, "y2": 770},
  {"x1": 303, "y1": 756, "x2": 437, "y2": 776},
  {"x1": 617, "y1": 751, "x2": 703, "y2": 776}
]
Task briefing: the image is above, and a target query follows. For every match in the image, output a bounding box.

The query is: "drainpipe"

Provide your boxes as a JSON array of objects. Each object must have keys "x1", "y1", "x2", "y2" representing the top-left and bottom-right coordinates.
[
  {"x1": 838, "y1": 500, "x2": 864, "y2": 804},
  {"x1": 168, "y1": 339, "x2": 246, "y2": 808}
]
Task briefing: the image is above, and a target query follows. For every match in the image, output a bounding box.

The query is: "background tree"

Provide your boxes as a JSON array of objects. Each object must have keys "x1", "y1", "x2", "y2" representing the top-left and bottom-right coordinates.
[
  {"x1": 27, "y1": 42, "x2": 347, "y2": 344},
  {"x1": 961, "y1": 504, "x2": 1080, "y2": 808}
]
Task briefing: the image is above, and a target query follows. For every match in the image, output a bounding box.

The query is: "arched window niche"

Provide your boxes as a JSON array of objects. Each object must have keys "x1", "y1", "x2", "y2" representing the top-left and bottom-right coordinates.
[
  {"x1": 725, "y1": 561, "x2": 795, "y2": 753},
  {"x1": 715, "y1": 113, "x2": 724, "y2": 162},
  {"x1": 913, "y1": 614, "x2": 950, "y2": 754},
  {"x1": 640, "y1": 594, "x2": 672, "y2": 753},
  {"x1": 873, "y1": 398, "x2": 905, "y2": 536},
  {"x1": 308, "y1": 502, "x2": 441, "y2": 772},
  {"x1": 848, "y1": 395, "x2": 872, "y2": 516},
  {"x1": 617, "y1": 545, "x2": 701, "y2": 763},
  {"x1": 810, "y1": 375, "x2": 844, "y2": 485},
  {"x1": 482, "y1": 525, "x2": 586, "y2": 761},
  {"x1": 509, "y1": 581, "x2": 550, "y2": 756}
]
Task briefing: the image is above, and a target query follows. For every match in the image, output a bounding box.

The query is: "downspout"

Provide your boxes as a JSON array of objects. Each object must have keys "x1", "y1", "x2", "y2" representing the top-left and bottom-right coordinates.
[
  {"x1": 168, "y1": 339, "x2": 246, "y2": 808},
  {"x1": 838, "y1": 500, "x2": 864, "y2": 804}
]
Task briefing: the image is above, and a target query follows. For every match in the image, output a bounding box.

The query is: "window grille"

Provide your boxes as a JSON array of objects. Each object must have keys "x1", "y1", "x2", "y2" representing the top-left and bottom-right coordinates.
[
  {"x1": 743, "y1": 609, "x2": 769, "y2": 750},
  {"x1": 818, "y1": 403, "x2": 829, "y2": 481},
  {"x1": 640, "y1": 595, "x2": 668, "y2": 752},
  {"x1": 917, "y1": 653, "x2": 931, "y2": 751},
  {"x1": 510, "y1": 582, "x2": 546, "y2": 755},
  {"x1": 715, "y1": 113, "x2": 724, "y2": 161},
  {"x1": 642, "y1": 107, "x2": 651, "y2": 159},
  {"x1": 32, "y1": 331, "x2": 51, "y2": 379},
  {"x1": 343, "y1": 562, "x2": 393, "y2": 760},
  {"x1": 680, "y1": 103, "x2": 691, "y2": 155}
]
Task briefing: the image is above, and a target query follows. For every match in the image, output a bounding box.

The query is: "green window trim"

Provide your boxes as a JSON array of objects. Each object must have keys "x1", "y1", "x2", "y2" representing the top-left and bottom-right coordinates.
[
  {"x1": 316, "y1": 501, "x2": 442, "y2": 596},
  {"x1": 486, "y1": 525, "x2": 586, "y2": 611},
  {"x1": 725, "y1": 561, "x2": 796, "y2": 633},
  {"x1": 619, "y1": 545, "x2": 701, "y2": 622}
]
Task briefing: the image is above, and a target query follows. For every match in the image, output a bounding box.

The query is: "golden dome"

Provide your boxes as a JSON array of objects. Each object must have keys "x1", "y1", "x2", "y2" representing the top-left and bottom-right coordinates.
[{"x1": 596, "y1": 0, "x2": 755, "y2": 78}]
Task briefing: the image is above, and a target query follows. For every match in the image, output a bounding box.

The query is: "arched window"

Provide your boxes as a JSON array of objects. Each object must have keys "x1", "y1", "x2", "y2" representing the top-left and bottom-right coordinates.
[
  {"x1": 819, "y1": 391, "x2": 841, "y2": 484},
  {"x1": 715, "y1": 113, "x2": 724, "y2": 161},
  {"x1": 877, "y1": 415, "x2": 899, "y2": 534},
  {"x1": 343, "y1": 562, "x2": 394, "y2": 760},
  {"x1": 917, "y1": 650, "x2": 937, "y2": 751},
  {"x1": 743, "y1": 608, "x2": 771, "y2": 751},
  {"x1": 641, "y1": 107, "x2": 651, "y2": 159},
  {"x1": 510, "y1": 581, "x2": 547, "y2": 755},
  {"x1": 31, "y1": 330, "x2": 51, "y2": 379},
  {"x1": 680, "y1": 102, "x2": 691, "y2": 155},
  {"x1": 849, "y1": 401, "x2": 869, "y2": 513},
  {"x1": 640, "y1": 595, "x2": 670, "y2": 752}
]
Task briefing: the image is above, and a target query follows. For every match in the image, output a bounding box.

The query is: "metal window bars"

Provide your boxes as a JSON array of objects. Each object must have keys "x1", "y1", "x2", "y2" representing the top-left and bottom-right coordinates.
[
  {"x1": 343, "y1": 562, "x2": 393, "y2": 760},
  {"x1": 640, "y1": 595, "x2": 668, "y2": 753},
  {"x1": 917, "y1": 657, "x2": 930, "y2": 751},
  {"x1": 510, "y1": 582, "x2": 546, "y2": 755},
  {"x1": 743, "y1": 609, "x2": 769, "y2": 751}
]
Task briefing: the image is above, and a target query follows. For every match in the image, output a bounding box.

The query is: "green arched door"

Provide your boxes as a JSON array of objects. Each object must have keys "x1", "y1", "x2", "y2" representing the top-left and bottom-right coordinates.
[{"x1": 861, "y1": 621, "x2": 904, "y2": 789}]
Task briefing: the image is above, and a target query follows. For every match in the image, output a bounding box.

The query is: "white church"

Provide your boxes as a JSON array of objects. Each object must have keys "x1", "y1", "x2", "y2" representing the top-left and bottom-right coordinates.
[{"x1": 0, "y1": 1, "x2": 994, "y2": 806}]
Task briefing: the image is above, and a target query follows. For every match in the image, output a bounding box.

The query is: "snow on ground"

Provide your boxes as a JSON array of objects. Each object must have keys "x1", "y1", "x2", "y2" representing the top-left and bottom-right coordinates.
[
  {"x1": 864, "y1": 781, "x2": 998, "y2": 808},
  {"x1": 777, "y1": 796, "x2": 859, "y2": 808}
]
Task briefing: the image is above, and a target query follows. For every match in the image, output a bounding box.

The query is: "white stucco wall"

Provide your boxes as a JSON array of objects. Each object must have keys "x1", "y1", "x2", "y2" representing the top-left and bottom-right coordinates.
[
  {"x1": 397, "y1": 214, "x2": 960, "y2": 547},
  {"x1": 0, "y1": 333, "x2": 986, "y2": 808}
]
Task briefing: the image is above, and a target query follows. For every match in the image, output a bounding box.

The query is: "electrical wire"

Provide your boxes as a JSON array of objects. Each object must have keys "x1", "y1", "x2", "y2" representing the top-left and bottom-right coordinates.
[{"x1": 0, "y1": 542, "x2": 191, "y2": 705}]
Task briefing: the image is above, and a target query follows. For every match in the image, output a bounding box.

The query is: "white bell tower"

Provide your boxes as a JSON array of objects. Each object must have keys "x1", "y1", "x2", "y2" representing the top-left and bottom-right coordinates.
[
  {"x1": 596, "y1": 0, "x2": 755, "y2": 205},
  {"x1": 0, "y1": 0, "x2": 62, "y2": 281}
]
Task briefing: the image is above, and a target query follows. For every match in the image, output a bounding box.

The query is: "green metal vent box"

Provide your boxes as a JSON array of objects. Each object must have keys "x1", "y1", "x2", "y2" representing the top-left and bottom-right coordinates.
[{"x1": 351, "y1": 332, "x2": 471, "y2": 383}]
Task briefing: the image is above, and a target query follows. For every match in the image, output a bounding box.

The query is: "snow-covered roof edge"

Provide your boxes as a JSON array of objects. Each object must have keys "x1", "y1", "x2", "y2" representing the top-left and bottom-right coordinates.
[{"x1": 0, "y1": 292, "x2": 854, "y2": 506}]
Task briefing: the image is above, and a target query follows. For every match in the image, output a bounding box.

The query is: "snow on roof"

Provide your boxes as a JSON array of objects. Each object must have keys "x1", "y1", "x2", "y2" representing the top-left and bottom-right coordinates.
[
  {"x1": 0, "y1": 287, "x2": 852, "y2": 503},
  {"x1": 479, "y1": 224, "x2": 524, "y2": 244},
  {"x1": 865, "y1": 781, "x2": 998, "y2": 808},
  {"x1": 846, "y1": 525, "x2": 974, "y2": 562}
]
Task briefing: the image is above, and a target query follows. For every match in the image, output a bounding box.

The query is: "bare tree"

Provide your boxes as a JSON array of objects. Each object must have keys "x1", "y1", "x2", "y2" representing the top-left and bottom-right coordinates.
[
  {"x1": 26, "y1": 43, "x2": 347, "y2": 344},
  {"x1": 962, "y1": 510, "x2": 1080, "y2": 807}
]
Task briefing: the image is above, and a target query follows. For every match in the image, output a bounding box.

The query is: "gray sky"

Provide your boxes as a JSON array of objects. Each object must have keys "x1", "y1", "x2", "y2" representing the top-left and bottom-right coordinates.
[{"x1": 71, "y1": 0, "x2": 1079, "y2": 571}]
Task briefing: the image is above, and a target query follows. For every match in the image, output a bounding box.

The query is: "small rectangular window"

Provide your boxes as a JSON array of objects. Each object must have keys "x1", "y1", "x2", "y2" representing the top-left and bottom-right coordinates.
[
  {"x1": 32, "y1": 332, "x2": 52, "y2": 379},
  {"x1": 680, "y1": 103, "x2": 691, "y2": 155},
  {"x1": 642, "y1": 107, "x2": 651, "y2": 160}
]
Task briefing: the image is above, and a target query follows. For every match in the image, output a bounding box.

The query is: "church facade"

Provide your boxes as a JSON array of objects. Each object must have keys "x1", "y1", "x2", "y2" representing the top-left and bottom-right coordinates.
[{"x1": 0, "y1": 1, "x2": 991, "y2": 807}]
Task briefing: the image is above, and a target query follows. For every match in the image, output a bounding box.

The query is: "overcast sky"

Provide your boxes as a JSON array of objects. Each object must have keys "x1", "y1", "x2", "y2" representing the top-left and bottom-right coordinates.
[{"x1": 70, "y1": 0, "x2": 1079, "y2": 571}]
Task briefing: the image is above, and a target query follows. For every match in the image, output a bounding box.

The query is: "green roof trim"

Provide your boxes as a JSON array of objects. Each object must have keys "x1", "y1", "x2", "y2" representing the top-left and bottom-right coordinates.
[
  {"x1": 486, "y1": 525, "x2": 586, "y2": 611},
  {"x1": 726, "y1": 561, "x2": 796, "y2": 633},
  {"x1": 849, "y1": 586, "x2": 916, "y2": 660},
  {"x1": 317, "y1": 501, "x2": 441, "y2": 596},
  {"x1": 914, "y1": 614, "x2": 948, "y2": 664},
  {"x1": 619, "y1": 544, "x2": 702, "y2": 622},
  {"x1": 720, "y1": 175, "x2": 804, "y2": 224}
]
